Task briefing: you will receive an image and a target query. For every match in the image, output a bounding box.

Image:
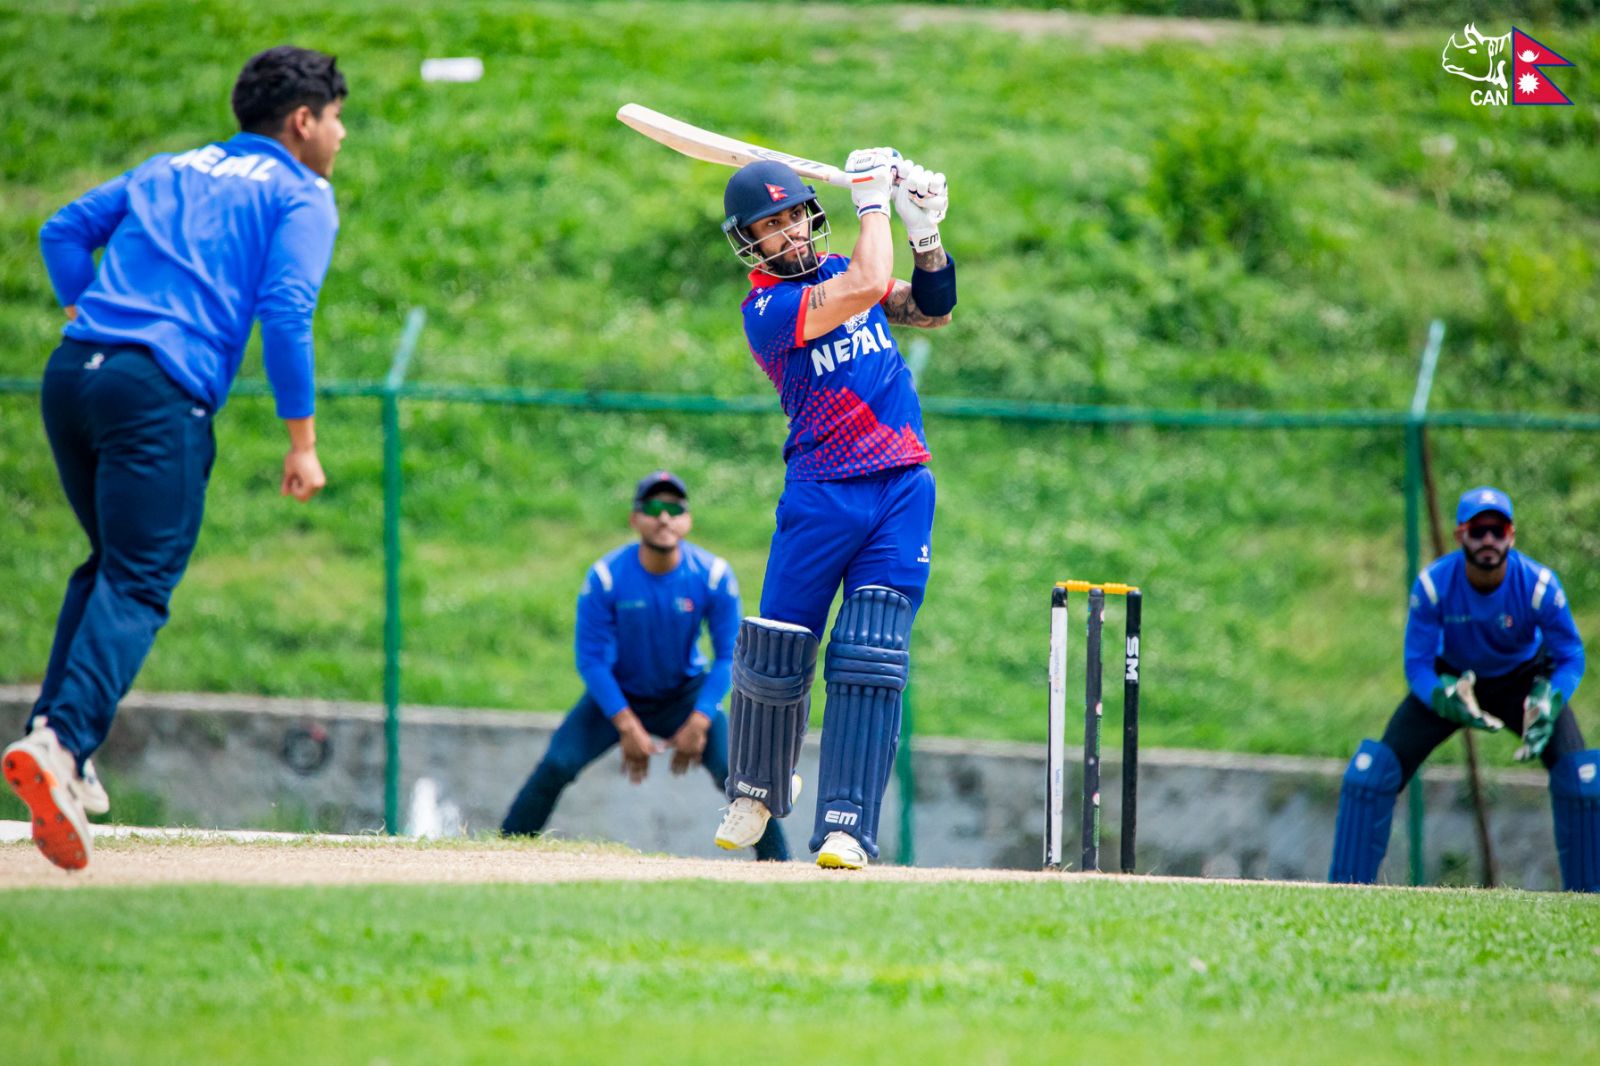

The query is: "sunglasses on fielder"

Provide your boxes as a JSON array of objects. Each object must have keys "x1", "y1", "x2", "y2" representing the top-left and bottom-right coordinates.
[
  {"x1": 1464, "y1": 521, "x2": 1511, "y2": 541},
  {"x1": 637, "y1": 499, "x2": 688, "y2": 517}
]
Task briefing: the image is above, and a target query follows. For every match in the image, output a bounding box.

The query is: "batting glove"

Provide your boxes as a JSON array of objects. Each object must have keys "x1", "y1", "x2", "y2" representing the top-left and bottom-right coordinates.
[
  {"x1": 1514, "y1": 678, "x2": 1562, "y2": 761},
  {"x1": 846, "y1": 146, "x2": 900, "y2": 219},
  {"x1": 892, "y1": 160, "x2": 948, "y2": 252},
  {"x1": 1431, "y1": 671, "x2": 1504, "y2": 732}
]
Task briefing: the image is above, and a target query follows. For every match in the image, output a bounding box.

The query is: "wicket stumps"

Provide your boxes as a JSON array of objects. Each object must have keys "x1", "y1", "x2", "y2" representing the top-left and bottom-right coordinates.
[{"x1": 1046, "y1": 581, "x2": 1142, "y2": 873}]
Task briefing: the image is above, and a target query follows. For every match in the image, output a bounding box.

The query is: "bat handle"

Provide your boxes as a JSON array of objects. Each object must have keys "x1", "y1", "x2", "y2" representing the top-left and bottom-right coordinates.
[{"x1": 822, "y1": 164, "x2": 910, "y2": 192}]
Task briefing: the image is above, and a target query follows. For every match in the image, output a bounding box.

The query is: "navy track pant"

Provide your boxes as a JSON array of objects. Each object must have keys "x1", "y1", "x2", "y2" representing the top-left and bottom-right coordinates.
[
  {"x1": 502, "y1": 677, "x2": 790, "y2": 861},
  {"x1": 28, "y1": 340, "x2": 215, "y2": 767}
]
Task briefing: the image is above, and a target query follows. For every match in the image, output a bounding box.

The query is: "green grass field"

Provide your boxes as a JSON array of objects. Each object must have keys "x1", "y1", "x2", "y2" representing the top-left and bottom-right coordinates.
[
  {"x1": 3, "y1": 1, "x2": 1599, "y2": 757},
  {"x1": 3, "y1": 842, "x2": 1598, "y2": 1064}
]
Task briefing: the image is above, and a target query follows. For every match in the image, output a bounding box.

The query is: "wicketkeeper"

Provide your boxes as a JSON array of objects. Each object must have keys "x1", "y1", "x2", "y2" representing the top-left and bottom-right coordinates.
[{"x1": 1330, "y1": 486, "x2": 1598, "y2": 891}]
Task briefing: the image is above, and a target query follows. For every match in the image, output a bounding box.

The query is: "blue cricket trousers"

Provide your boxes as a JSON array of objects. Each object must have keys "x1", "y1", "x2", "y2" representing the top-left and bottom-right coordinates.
[
  {"x1": 502, "y1": 676, "x2": 790, "y2": 860},
  {"x1": 760, "y1": 464, "x2": 936, "y2": 637},
  {"x1": 29, "y1": 340, "x2": 215, "y2": 767}
]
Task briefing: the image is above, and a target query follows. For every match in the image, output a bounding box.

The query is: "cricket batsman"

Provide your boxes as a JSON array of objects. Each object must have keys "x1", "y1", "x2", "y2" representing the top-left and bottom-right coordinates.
[
  {"x1": 1330, "y1": 486, "x2": 1599, "y2": 891},
  {"x1": 710, "y1": 147, "x2": 956, "y2": 869},
  {"x1": 4, "y1": 47, "x2": 347, "y2": 871}
]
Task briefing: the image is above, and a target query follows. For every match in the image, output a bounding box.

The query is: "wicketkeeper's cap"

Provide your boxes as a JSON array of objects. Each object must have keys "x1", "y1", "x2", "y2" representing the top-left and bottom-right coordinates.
[
  {"x1": 1456, "y1": 486, "x2": 1514, "y2": 524},
  {"x1": 634, "y1": 470, "x2": 688, "y2": 506}
]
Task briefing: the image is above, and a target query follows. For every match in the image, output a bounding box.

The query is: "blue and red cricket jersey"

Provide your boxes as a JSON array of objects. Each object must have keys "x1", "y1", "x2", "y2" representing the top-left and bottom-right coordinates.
[
  {"x1": 739, "y1": 256, "x2": 937, "y2": 636},
  {"x1": 741, "y1": 255, "x2": 930, "y2": 481}
]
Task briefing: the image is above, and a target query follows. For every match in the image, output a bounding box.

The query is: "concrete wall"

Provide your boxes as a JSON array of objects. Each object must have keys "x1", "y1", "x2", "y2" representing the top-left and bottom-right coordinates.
[{"x1": 0, "y1": 686, "x2": 1565, "y2": 887}]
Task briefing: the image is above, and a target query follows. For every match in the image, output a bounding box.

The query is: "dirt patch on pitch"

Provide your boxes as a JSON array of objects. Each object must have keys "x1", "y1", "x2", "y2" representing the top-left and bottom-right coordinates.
[
  {"x1": 0, "y1": 836, "x2": 1073, "y2": 889},
  {"x1": 0, "y1": 832, "x2": 1373, "y2": 891}
]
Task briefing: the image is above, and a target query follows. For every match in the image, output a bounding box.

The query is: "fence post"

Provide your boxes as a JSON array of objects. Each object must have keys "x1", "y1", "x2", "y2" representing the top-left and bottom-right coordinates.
[
  {"x1": 895, "y1": 339, "x2": 932, "y2": 866},
  {"x1": 1403, "y1": 319, "x2": 1445, "y2": 884},
  {"x1": 382, "y1": 308, "x2": 427, "y2": 834}
]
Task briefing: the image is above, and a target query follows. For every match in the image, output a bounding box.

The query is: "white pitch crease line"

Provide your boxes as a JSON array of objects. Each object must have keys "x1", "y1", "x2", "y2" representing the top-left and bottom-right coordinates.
[{"x1": 0, "y1": 820, "x2": 372, "y2": 845}]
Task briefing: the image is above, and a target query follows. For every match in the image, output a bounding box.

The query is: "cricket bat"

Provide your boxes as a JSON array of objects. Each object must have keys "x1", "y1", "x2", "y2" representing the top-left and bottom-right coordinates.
[{"x1": 616, "y1": 103, "x2": 853, "y2": 189}]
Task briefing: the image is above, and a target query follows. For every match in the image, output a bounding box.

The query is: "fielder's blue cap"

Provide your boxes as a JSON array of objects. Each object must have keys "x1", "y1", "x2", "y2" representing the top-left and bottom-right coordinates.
[
  {"x1": 1456, "y1": 486, "x2": 1513, "y2": 524},
  {"x1": 634, "y1": 470, "x2": 688, "y2": 506}
]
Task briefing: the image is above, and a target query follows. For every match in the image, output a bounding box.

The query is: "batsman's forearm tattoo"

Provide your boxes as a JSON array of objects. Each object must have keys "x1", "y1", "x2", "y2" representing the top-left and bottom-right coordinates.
[
  {"x1": 808, "y1": 285, "x2": 827, "y2": 311},
  {"x1": 883, "y1": 281, "x2": 950, "y2": 327},
  {"x1": 912, "y1": 247, "x2": 949, "y2": 272}
]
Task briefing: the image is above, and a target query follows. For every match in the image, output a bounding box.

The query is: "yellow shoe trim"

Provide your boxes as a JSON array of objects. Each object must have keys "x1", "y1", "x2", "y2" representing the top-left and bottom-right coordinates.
[{"x1": 816, "y1": 853, "x2": 865, "y2": 870}]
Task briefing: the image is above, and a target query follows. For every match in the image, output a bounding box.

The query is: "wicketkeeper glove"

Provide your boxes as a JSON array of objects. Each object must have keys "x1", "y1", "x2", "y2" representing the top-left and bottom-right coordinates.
[
  {"x1": 1431, "y1": 671, "x2": 1505, "y2": 732},
  {"x1": 1514, "y1": 678, "x2": 1563, "y2": 762}
]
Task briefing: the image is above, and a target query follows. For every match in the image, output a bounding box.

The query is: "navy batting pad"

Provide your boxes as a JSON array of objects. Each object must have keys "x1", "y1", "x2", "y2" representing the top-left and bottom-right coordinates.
[
  {"x1": 1550, "y1": 749, "x2": 1600, "y2": 893},
  {"x1": 726, "y1": 617, "x2": 818, "y2": 818},
  {"x1": 1328, "y1": 738, "x2": 1402, "y2": 884},
  {"x1": 811, "y1": 586, "x2": 913, "y2": 858}
]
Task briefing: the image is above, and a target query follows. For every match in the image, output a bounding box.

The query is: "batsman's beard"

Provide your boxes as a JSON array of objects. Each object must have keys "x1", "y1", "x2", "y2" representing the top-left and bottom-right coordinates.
[
  {"x1": 728, "y1": 205, "x2": 831, "y2": 278},
  {"x1": 771, "y1": 242, "x2": 818, "y2": 276}
]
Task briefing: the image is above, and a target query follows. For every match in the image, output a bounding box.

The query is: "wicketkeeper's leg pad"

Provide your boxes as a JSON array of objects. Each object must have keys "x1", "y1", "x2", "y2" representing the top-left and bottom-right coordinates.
[
  {"x1": 726, "y1": 617, "x2": 818, "y2": 819},
  {"x1": 1549, "y1": 748, "x2": 1600, "y2": 893},
  {"x1": 810, "y1": 586, "x2": 913, "y2": 859},
  {"x1": 1329, "y1": 738, "x2": 1402, "y2": 884}
]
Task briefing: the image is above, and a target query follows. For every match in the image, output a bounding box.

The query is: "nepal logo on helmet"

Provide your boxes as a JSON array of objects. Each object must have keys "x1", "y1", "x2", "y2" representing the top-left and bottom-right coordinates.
[
  {"x1": 765, "y1": 183, "x2": 789, "y2": 203},
  {"x1": 1442, "y1": 25, "x2": 1574, "y2": 106}
]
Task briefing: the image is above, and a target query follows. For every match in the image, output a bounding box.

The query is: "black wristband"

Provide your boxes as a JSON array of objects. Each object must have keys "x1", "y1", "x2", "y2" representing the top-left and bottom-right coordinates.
[{"x1": 910, "y1": 253, "x2": 957, "y2": 317}]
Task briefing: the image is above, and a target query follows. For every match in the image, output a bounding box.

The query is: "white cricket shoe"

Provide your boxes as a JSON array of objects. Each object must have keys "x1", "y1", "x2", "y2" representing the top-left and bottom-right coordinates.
[
  {"x1": 715, "y1": 797, "x2": 772, "y2": 850},
  {"x1": 715, "y1": 774, "x2": 801, "y2": 850},
  {"x1": 3, "y1": 722, "x2": 93, "y2": 871},
  {"x1": 817, "y1": 830, "x2": 869, "y2": 870},
  {"x1": 79, "y1": 757, "x2": 110, "y2": 816}
]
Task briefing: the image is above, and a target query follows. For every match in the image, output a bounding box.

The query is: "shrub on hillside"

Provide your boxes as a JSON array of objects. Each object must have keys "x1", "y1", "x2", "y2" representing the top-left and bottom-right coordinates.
[{"x1": 1146, "y1": 105, "x2": 1288, "y2": 270}]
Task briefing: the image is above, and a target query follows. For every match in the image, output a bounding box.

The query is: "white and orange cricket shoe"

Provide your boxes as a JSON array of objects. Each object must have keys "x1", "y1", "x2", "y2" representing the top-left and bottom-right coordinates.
[{"x1": 3, "y1": 721, "x2": 94, "y2": 871}]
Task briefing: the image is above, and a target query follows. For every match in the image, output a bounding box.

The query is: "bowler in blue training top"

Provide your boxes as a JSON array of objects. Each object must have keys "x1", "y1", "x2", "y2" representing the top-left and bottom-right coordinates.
[{"x1": 4, "y1": 46, "x2": 349, "y2": 871}]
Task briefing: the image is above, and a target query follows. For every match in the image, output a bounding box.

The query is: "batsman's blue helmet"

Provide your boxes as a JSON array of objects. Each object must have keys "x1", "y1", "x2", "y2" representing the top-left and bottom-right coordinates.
[
  {"x1": 721, "y1": 160, "x2": 831, "y2": 277},
  {"x1": 722, "y1": 161, "x2": 818, "y2": 232}
]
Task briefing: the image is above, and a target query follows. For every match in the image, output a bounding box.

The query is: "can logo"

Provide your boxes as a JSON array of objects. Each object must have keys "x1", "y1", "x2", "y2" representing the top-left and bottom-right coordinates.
[{"x1": 1441, "y1": 25, "x2": 1575, "y2": 106}]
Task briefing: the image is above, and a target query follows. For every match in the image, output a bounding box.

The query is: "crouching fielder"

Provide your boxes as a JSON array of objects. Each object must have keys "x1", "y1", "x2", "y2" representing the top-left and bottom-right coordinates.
[
  {"x1": 711, "y1": 148, "x2": 956, "y2": 869},
  {"x1": 1331, "y1": 487, "x2": 1598, "y2": 891}
]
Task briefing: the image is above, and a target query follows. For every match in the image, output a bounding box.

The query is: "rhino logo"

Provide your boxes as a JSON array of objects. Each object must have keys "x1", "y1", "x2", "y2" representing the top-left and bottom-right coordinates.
[
  {"x1": 1442, "y1": 23, "x2": 1511, "y2": 91},
  {"x1": 1442, "y1": 25, "x2": 1575, "y2": 106}
]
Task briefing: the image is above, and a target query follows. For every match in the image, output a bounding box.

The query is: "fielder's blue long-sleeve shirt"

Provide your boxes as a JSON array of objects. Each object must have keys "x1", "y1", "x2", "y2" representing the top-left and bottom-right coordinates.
[
  {"x1": 575, "y1": 542, "x2": 740, "y2": 718},
  {"x1": 39, "y1": 132, "x2": 338, "y2": 418},
  {"x1": 1405, "y1": 549, "x2": 1585, "y2": 703}
]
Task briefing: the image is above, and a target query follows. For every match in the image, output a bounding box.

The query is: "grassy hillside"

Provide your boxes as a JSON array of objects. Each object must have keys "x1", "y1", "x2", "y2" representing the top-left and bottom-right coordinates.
[{"x1": 2, "y1": 1, "x2": 1598, "y2": 759}]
